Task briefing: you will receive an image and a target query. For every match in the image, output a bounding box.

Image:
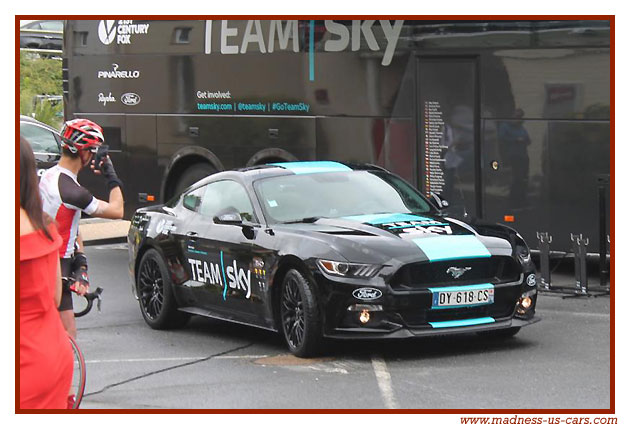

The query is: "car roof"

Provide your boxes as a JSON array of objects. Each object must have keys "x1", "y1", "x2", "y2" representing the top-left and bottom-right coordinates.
[
  {"x1": 192, "y1": 161, "x2": 388, "y2": 188},
  {"x1": 20, "y1": 115, "x2": 60, "y2": 134}
]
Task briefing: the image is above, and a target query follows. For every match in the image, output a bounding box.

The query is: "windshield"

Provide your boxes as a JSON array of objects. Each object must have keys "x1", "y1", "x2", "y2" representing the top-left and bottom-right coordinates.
[{"x1": 254, "y1": 170, "x2": 434, "y2": 224}]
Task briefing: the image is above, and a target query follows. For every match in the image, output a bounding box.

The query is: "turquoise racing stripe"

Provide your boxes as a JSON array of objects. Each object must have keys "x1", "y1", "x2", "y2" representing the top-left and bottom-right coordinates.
[
  {"x1": 429, "y1": 317, "x2": 495, "y2": 329},
  {"x1": 270, "y1": 161, "x2": 352, "y2": 175},
  {"x1": 343, "y1": 213, "x2": 432, "y2": 224},
  {"x1": 427, "y1": 283, "x2": 494, "y2": 293},
  {"x1": 412, "y1": 235, "x2": 491, "y2": 262}
]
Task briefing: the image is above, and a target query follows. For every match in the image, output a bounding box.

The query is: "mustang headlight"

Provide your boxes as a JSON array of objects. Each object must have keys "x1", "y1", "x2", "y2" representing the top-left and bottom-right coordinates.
[
  {"x1": 317, "y1": 259, "x2": 380, "y2": 278},
  {"x1": 514, "y1": 233, "x2": 531, "y2": 265}
]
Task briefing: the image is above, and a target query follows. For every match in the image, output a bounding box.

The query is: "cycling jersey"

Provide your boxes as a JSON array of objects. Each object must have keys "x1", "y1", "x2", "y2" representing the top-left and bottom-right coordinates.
[{"x1": 40, "y1": 165, "x2": 99, "y2": 258}]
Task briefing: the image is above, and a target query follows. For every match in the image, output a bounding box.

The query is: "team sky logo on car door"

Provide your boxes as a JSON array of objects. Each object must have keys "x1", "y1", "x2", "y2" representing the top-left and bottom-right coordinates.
[{"x1": 187, "y1": 254, "x2": 252, "y2": 300}]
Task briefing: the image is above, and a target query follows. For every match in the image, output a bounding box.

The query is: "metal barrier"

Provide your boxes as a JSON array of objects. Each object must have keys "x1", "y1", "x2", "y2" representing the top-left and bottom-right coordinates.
[
  {"x1": 536, "y1": 232, "x2": 552, "y2": 290},
  {"x1": 536, "y1": 232, "x2": 609, "y2": 298},
  {"x1": 570, "y1": 233, "x2": 589, "y2": 296},
  {"x1": 597, "y1": 174, "x2": 610, "y2": 289}
]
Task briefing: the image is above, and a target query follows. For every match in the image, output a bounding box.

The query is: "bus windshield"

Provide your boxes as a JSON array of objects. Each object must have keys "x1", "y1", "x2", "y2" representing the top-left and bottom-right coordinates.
[{"x1": 254, "y1": 170, "x2": 434, "y2": 224}]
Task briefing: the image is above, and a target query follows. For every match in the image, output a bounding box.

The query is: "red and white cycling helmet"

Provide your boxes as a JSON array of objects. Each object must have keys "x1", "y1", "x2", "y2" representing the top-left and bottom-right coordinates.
[{"x1": 60, "y1": 119, "x2": 104, "y2": 153}]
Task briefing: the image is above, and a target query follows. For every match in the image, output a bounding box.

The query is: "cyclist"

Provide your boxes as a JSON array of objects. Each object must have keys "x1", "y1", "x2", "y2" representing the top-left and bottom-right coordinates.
[{"x1": 39, "y1": 119, "x2": 124, "y2": 338}]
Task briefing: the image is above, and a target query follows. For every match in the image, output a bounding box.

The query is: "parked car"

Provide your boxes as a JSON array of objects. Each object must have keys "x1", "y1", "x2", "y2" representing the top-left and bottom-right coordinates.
[
  {"x1": 128, "y1": 161, "x2": 540, "y2": 357},
  {"x1": 20, "y1": 20, "x2": 63, "y2": 51},
  {"x1": 20, "y1": 115, "x2": 61, "y2": 174}
]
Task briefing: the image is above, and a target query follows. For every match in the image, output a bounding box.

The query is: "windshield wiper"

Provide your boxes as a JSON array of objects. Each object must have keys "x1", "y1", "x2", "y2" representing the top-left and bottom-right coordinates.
[{"x1": 282, "y1": 216, "x2": 321, "y2": 224}]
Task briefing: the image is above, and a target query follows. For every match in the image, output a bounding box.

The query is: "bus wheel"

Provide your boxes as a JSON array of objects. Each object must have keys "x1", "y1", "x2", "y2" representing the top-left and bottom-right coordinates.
[{"x1": 173, "y1": 163, "x2": 216, "y2": 196}]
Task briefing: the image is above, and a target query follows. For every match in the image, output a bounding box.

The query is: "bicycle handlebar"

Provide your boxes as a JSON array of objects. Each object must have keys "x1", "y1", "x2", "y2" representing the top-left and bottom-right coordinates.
[{"x1": 62, "y1": 277, "x2": 103, "y2": 318}]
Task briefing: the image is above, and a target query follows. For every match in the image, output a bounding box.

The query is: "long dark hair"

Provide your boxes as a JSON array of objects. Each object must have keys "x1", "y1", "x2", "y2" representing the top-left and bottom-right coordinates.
[{"x1": 20, "y1": 136, "x2": 52, "y2": 240}]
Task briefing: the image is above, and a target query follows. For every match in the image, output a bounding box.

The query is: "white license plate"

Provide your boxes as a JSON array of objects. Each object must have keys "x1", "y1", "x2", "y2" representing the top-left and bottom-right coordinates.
[{"x1": 432, "y1": 287, "x2": 494, "y2": 308}]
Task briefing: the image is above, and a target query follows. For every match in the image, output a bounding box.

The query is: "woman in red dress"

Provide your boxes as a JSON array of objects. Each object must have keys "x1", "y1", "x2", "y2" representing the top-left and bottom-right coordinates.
[{"x1": 20, "y1": 137, "x2": 73, "y2": 409}]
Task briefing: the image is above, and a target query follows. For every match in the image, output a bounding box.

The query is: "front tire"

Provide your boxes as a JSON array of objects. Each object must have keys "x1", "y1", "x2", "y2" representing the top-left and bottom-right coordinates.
[
  {"x1": 137, "y1": 249, "x2": 190, "y2": 329},
  {"x1": 280, "y1": 269, "x2": 322, "y2": 357}
]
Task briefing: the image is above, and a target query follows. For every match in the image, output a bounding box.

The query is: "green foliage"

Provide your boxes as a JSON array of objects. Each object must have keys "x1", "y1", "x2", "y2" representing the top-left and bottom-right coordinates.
[{"x1": 20, "y1": 52, "x2": 63, "y2": 128}]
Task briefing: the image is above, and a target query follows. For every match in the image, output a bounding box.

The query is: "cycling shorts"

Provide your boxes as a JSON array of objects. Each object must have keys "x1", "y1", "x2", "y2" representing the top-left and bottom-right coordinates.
[{"x1": 59, "y1": 258, "x2": 73, "y2": 311}]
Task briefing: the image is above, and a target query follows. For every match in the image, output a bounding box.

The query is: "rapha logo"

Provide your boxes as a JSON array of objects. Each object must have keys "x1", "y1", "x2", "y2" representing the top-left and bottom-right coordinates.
[
  {"x1": 121, "y1": 93, "x2": 141, "y2": 106},
  {"x1": 98, "y1": 92, "x2": 116, "y2": 106},
  {"x1": 446, "y1": 266, "x2": 472, "y2": 279},
  {"x1": 98, "y1": 20, "x2": 117, "y2": 45}
]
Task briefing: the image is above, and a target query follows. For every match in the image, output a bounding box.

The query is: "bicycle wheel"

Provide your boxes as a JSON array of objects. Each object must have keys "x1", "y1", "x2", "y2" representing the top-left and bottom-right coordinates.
[{"x1": 68, "y1": 336, "x2": 86, "y2": 409}]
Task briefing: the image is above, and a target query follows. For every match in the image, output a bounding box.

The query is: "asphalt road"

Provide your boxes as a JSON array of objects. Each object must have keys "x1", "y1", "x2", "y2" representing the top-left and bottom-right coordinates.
[{"x1": 76, "y1": 243, "x2": 611, "y2": 409}]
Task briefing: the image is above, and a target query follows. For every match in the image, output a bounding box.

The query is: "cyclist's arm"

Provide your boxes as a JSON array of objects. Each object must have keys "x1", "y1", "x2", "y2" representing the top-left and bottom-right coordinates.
[
  {"x1": 92, "y1": 186, "x2": 124, "y2": 219},
  {"x1": 72, "y1": 233, "x2": 89, "y2": 296},
  {"x1": 76, "y1": 231, "x2": 85, "y2": 254}
]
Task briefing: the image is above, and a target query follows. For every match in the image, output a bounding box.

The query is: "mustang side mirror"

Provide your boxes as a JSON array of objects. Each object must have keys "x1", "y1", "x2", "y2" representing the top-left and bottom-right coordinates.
[{"x1": 214, "y1": 211, "x2": 243, "y2": 225}]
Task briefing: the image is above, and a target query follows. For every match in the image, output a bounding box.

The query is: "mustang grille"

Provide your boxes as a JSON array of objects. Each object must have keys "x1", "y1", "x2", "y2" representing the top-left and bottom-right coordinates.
[{"x1": 390, "y1": 256, "x2": 521, "y2": 290}]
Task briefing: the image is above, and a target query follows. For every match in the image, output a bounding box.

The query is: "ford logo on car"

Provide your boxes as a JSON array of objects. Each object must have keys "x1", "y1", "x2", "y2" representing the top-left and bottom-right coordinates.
[
  {"x1": 121, "y1": 92, "x2": 141, "y2": 106},
  {"x1": 352, "y1": 288, "x2": 382, "y2": 300}
]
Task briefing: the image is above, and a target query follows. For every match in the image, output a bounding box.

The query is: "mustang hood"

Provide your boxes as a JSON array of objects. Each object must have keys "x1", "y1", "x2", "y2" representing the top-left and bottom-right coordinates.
[{"x1": 281, "y1": 212, "x2": 513, "y2": 265}]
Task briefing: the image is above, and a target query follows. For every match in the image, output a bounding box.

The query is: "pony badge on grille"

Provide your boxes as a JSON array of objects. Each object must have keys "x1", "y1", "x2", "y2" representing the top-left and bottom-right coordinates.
[{"x1": 446, "y1": 266, "x2": 472, "y2": 279}]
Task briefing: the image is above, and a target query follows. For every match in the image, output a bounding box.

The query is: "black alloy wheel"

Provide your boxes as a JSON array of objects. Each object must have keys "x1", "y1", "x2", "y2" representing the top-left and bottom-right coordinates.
[
  {"x1": 138, "y1": 256, "x2": 164, "y2": 321},
  {"x1": 280, "y1": 269, "x2": 322, "y2": 357},
  {"x1": 282, "y1": 276, "x2": 305, "y2": 348},
  {"x1": 137, "y1": 249, "x2": 190, "y2": 329}
]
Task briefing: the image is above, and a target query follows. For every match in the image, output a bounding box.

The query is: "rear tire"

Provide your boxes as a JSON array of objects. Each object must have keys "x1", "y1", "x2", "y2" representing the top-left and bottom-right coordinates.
[
  {"x1": 137, "y1": 249, "x2": 190, "y2": 329},
  {"x1": 477, "y1": 326, "x2": 520, "y2": 339},
  {"x1": 68, "y1": 336, "x2": 85, "y2": 409},
  {"x1": 173, "y1": 163, "x2": 216, "y2": 197},
  {"x1": 280, "y1": 269, "x2": 323, "y2": 357}
]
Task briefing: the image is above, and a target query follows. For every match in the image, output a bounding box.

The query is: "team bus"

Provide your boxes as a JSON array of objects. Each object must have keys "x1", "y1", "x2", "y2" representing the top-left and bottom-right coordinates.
[{"x1": 63, "y1": 19, "x2": 611, "y2": 253}]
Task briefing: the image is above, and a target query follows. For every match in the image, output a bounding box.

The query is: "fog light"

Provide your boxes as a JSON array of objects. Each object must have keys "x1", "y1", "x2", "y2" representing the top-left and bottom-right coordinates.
[
  {"x1": 359, "y1": 309, "x2": 370, "y2": 324},
  {"x1": 520, "y1": 296, "x2": 532, "y2": 310}
]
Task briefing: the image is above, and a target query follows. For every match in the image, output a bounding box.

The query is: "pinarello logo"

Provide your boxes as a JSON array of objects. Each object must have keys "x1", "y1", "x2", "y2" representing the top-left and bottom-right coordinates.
[
  {"x1": 98, "y1": 20, "x2": 117, "y2": 45},
  {"x1": 121, "y1": 93, "x2": 141, "y2": 106}
]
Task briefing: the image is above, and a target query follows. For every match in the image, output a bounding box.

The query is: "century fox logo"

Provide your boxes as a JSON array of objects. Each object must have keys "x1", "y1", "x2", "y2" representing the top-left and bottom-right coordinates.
[{"x1": 188, "y1": 257, "x2": 251, "y2": 299}]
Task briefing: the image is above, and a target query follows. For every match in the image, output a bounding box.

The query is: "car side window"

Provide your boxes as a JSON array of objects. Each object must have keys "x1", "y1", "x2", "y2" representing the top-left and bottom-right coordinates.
[
  {"x1": 40, "y1": 21, "x2": 63, "y2": 31},
  {"x1": 182, "y1": 186, "x2": 204, "y2": 212},
  {"x1": 20, "y1": 123, "x2": 61, "y2": 155},
  {"x1": 199, "y1": 180, "x2": 256, "y2": 222}
]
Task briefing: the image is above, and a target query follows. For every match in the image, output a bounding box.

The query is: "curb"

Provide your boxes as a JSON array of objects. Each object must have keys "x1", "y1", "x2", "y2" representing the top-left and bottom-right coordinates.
[
  {"x1": 83, "y1": 236, "x2": 127, "y2": 246},
  {"x1": 79, "y1": 219, "x2": 130, "y2": 247}
]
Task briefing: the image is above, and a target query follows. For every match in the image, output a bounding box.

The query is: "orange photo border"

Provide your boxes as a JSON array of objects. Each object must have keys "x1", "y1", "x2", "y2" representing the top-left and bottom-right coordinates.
[{"x1": 15, "y1": 14, "x2": 615, "y2": 414}]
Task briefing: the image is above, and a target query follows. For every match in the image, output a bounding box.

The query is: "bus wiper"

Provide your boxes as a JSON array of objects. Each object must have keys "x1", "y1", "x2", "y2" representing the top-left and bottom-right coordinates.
[{"x1": 283, "y1": 216, "x2": 321, "y2": 224}]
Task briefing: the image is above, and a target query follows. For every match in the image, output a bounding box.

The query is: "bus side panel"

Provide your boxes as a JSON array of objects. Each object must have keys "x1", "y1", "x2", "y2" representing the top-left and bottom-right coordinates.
[
  {"x1": 125, "y1": 115, "x2": 159, "y2": 216},
  {"x1": 155, "y1": 115, "x2": 316, "y2": 188}
]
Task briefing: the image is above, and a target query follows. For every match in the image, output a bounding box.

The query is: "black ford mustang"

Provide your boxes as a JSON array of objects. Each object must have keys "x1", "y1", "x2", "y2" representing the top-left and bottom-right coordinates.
[{"x1": 128, "y1": 161, "x2": 539, "y2": 356}]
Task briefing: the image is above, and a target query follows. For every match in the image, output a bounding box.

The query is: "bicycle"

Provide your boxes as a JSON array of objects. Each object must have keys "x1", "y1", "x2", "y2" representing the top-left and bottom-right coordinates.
[{"x1": 63, "y1": 277, "x2": 104, "y2": 409}]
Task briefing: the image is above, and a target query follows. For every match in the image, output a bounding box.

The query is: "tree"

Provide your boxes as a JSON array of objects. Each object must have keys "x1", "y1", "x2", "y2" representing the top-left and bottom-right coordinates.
[{"x1": 20, "y1": 52, "x2": 63, "y2": 128}]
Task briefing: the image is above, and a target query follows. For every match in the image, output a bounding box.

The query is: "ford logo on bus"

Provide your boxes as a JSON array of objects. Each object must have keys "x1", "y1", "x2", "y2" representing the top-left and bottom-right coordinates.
[
  {"x1": 121, "y1": 92, "x2": 141, "y2": 106},
  {"x1": 352, "y1": 288, "x2": 382, "y2": 301}
]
